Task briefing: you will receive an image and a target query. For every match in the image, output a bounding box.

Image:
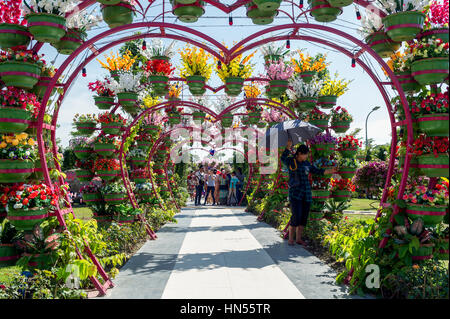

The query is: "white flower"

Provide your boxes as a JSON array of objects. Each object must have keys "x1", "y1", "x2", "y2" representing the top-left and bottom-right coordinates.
[
  {"x1": 141, "y1": 39, "x2": 176, "y2": 59},
  {"x1": 104, "y1": 71, "x2": 143, "y2": 93},
  {"x1": 288, "y1": 76, "x2": 323, "y2": 99},
  {"x1": 13, "y1": 203, "x2": 23, "y2": 209}
]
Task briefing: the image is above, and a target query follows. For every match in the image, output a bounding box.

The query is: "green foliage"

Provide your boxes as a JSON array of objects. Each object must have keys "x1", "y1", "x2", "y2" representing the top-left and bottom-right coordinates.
[{"x1": 61, "y1": 148, "x2": 76, "y2": 171}]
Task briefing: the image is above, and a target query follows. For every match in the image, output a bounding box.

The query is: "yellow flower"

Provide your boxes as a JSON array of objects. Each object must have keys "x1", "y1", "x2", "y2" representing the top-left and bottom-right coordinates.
[
  {"x1": 412, "y1": 264, "x2": 420, "y2": 270},
  {"x1": 28, "y1": 139, "x2": 35, "y2": 146},
  {"x1": 0, "y1": 142, "x2": 6, "y2": 148},
  {"x1": 11, "y1": 139, "x2": 19, "y2": 146}
]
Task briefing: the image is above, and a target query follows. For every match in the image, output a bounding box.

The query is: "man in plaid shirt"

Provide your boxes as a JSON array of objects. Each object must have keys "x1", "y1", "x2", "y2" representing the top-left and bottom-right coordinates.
[{"x1": 281, "y1": 140, "x2": 337, "y2": 246}]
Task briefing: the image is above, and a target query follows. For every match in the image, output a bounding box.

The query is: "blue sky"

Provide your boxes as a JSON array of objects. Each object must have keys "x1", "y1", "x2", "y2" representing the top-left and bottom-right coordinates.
[{"x1": 43, "y1": 1, "x2": 394, "y2": 149}]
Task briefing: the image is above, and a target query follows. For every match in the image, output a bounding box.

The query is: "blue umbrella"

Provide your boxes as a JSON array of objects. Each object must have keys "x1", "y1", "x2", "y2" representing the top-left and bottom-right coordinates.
[{"x1": 264, "y1": 119, "x2": 322, "y2": 149}]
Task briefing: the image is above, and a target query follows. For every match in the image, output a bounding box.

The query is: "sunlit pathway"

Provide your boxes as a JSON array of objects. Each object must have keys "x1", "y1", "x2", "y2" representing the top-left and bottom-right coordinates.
[{"x1": 104, "y1": 204, "x2": 357, "y2": 299}]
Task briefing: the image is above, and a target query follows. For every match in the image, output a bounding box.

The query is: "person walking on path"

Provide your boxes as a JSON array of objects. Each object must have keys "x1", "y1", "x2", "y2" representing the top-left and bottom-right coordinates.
[
  {"x1": 235, "y1": 167, "x2": 244, "y2": 205},
  {"x1": 214, "y1": 169, "x2": 221, "y2": 206},
  {"x1": 281, "y1": 140, "x2": 337, "y2": 246},
  {"x1": 227, "y1": 172, "x2": 239, "y2": 206},
  {"x1": 204, "y1": 170, "x2": 216, "y2": 205},
  {"x1": 194, "y1": 166, "x2": 205, "y2": 206},
  {"x1": 219, "y1": 168, "x2": 228, "y2": 205}
]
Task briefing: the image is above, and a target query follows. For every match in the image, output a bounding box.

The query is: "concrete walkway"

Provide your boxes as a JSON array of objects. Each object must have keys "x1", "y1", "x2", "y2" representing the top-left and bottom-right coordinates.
[{"x1": 103, "y1": 204, "x2": 356, "y2": 299}]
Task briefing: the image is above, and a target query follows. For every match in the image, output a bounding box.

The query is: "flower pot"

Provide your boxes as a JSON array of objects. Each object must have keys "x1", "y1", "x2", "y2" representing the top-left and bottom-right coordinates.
[
  {"x1": 149, "y1": 75, "x2": 169, "y2": 96},
  {"x1": 0, "y1": 159, "x2": 34, "y2": 183},
  {"x1": 308, "y1": 118, "x2": 328, "y2": 131},
  {"x1": 32, "y1": 76, "x2": 58, "y2": 99},
  {"x1": 246, "y1": 5, "x2": 276, "y2": 25},
  {"x1": 309, "y1": 0, "x2": 342, "y2": 23},
  {"x1": 73, "y1": 146, "x2": 92, "y2": 160},
  {"x1": 192, "y1": 111, "x2": 206, "y2": 123},
  {"x1": 93, "y1": 142, "x2": 116, "y2": 157},
  {"x1": 101, "y1": 3, "x2": 134, "y2": 28},
  {"x1": 393, "y1": 71, "x2": 421, "y2": 92},
  {"x1": 330, "y1": 120, "x2": 351, "y2": 133},
  {"x1": 320, "y1": 166, "x2": 334, "y2": 178},
  {"x1": 225, "y1": 77, "x2": 244, "y2": 96},
  {"x1": 7, "y1": 208, "x2": 49, "y2": 231},
  {"x1": 131, "y1": 157, "x2": 147, "y2": 167},
  {"x1": 186, "y1": 75, "x2": 206, "y2": 95},
  {"x1": 133, "y1": 177, "x2": 148, "y2": 184},
  {"x1": 104, "y1": 193, "x2": 128, "y2": 204},
  {"x1": 415, "y1": 114, "x2": 449, "y2": 137},
  {"x1": 94, "y1": 96, "x2": 115, "y2": 110},
  {"x1": 117, "y1": 91, "x2": 138, "y2": 108},
  {"x1": 75, "y1": 121, "x2": 97, "y2": 136},
  {"x1": 136, "y1": 141, "x2": 152, "y2": 151},
  {"x1": 76, "y1": 169, "x2": 94, "y2": 182},
  {"x1": 365, "y1": 31, "x2": 401, "y2": 59},
  {"x1": 254, "y1": 0, "x2": 282, "y2": 11},
  {"x1": 0, "y1": 61, "x2": 41, "y2": 89},
  {"x1": 172, "y1": 2, "x2": 205, "y2": 23},
  {"x1": 0, "y1": 244, "x2": 20, "y2": 266},
  {"x1": 327, "y1": 0, "x2": 353, "y2": 7},
  {"x1": 268, "y1": 79, "x2": 289, "y2": 97},
  {"x1": 298, "y1": 71, "x2": 317, "y2": 83},
  {"x1": 382, "y1": 11, "x2": 426, "y2": 42},
  {"x1": 221, "y1": 113, "x2": 233, "y2": 128},
  {"x1": 26, "y1": 13, "x2": 66, "y2": 44},
  {"x1": 24, "y1": 252, "x2": 56, "y2": 270},
  {"x1": 398, "y1": 155, "x2": 419, "y2": 175},
  {"x1": 0, "y1": 107, "x2": 32, "y2": 134},
  {"x1": 406, "y1": 204, "x2": 447, "y2": 227},
  {"x1": 143, "y1": 124, "x2": 160, "y2": 134},
  {"x1": 435, "y1": 238, "x2": 449, "y2": 260},
  {"x1": 338, "y1": 148, "x2": 357, "y2": 158},
  {"x1": 101, "y1": 122, "x2": 123, "y2": 135},
  {"x1": 110, "y1": 70, "x2": 120, "y2": 81},
  {"x1": 167, "y1": 113, "x2": 181, "y2": 125},
  {"x1": 317, "y1": 95, "x2": 337, "y2": 109},
  {"x1": 411, "y1": 57, "x2": 449, "y2": 86},
  {"x1": 331, "y1": 190, "x2": 352, "y2": 202},
  {"x1": 311, "y1": 189, "x2": 330, "y2": 200},
  {"x1": 248, "y1": 111, "x2": 261, "y2": 125},
  {"x1": 136, "y1": 191, "x2": 152, "y2": 202},
  {"x1": 411, "y1": 243, "x2": 434, "y2": 261},
  {"x1": 97, "y1": 169, "x2": 120, "y2": 181},
  {"x1": 337, "y1": 166, "x2": 356, "y2": 179},
  {"x1": 414, "y1": 153, "x2": 449, "y2": 177},
  {"x1": 0, "y1": 23, "x2": 31, "y2": 49},
  {"x1": 311, "y1": 143, "x2": 334, "y2": 157},
  {"x1": 82, "y1": 192, "x2": 103, "y2": 205},
  {"x1": 418, "y1": 27, "x2": 449, "y2": 44},
  {"x1": 97, "y1": 0, "x2": 122, "y2": 4},
  {"x1": 297, "y1": 97, "x2": 317, "y2": 110},
  {"x1": 51, "y1": 28, "x2": 85, "y2": 55}
]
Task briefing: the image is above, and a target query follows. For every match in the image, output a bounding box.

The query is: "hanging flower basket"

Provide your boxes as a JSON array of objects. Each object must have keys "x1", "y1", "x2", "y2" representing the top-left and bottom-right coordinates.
[
  {"x1": 51, "y1": 28, "x2": 86, "y2": 55},
  {"x1": 311, "y1": 189, "x2": 330, "y2": 200},
  {"x1": 330, "y1": 190, "x2": 352, "y2": 202},
  {"x1": 253, "y1": 0, "x2": 282, "y2": 11},
  {"x1": 104, "y1": 193, "x2": 128, "y2": 204},
  {"x1": 337, "y1": 166, "x2": 356, "y2": 179},
  {"x1": 330, "y1": 120, "x2": 351, "y2": 133},
  {"x1": 418, "y1": 28, "x2": 449, "y2": 44},
  {"x1": 221, "y1": 112, "x2": 233, "y2": 128},
  {"x1": 93, "y1": 96, "x2": 115, "y2": 110},
  {"x1": 101, "y1": 3, "x2": 134, "y2": 29},
  {"x1": 382, "y1": 11, "x2": 426, "y2": 42},
  {"x1": 297, "y1": 97, "x2": 317, "y2": 110},
  {"x1": 26, "y1": 13, "x2": 66, "y2": 44},
  {"x1": 267, "y1": 79, "x2": 289, "y2": 97},
  {"x1": 308, "y1": 118, "x2": 328, "y2": 131},
  {"x1": 0, "y1": 159, "x2": 34, "y2": 183},
  {"x1": 7, "y1": 208, "x2": 49, "y2": 231},
  {"x1": 225, "y1": 77, "x2": 244, "y2": 96},
  {"x1": 167, "y1": 112, "x2": 182, "y2": 125},
  {"x1": 133, "y1": 177, "x2": 148, "y2": 184},
  {"x1": 82, "y1": 192, "x2": 103, "y2": 205},
  {"x1": 136, "y1": 191, "x2": 153, "y2": 202},
  {"x1": 131, "y1": 157, "x2": 147, "y2": 167},
  {"x1": 246, "y1": 4, "x2": 277, "y2": 25},
  {"x1": 248, "y1": 111, "x2": 261, "y2": 125},
  {"x1": 192, "y1": 110, "x2": 206, "y2": 123},
  {"x1": 415, "y1": 114, "x2": 449, "y2": 137},
  {"x1": 136, "y1": 141, "x2": 152, "y2": 151},
  {"x1": 338, "y1": 148, "x2": 357, "y2": 158},
  {"x1": 117, "y1": 91, "x2": 138, "y2": 108},
  {"x1": 0, "y1": 61, "x2": 41, "y2": 89},
  {"x1": 327, "y1": 0, "x2": 353, "y2": 7},
  {"x1": 97, "y1": 0, "x2": 122, "y2": 4},
  {"x1": 309, "y1": 0, "x2": 342, "y2": 23},
  {"x1": 311, "y1": 143, "x2": 334, "y2": 157},
  {"x1": 172, "y1": 1, "x2": 205, "y2": 23},
  {"x1": 75, "y1": 169, "x2": 94, "y2": 182},
  {"x1": 365, "y1": 31, "x2": 401, "y2": 59},
  {"x1": 32, "y1": 77, "x2": 58, "y2": 99},
  {"x1": 149, "y1": 75, "x2": 169, "y2": 96},
  {"x1": 186, "y1": 75, "x2": 206, "y2": 95},
  {"x1": 101, "y1": 122, "x2": 123, "y2": 135},
  {"x1": 0, "y1": 23, "x2": 31, "y2": 49},
  {"x1": 73, "y1": 146, "x2": 92, "y2": 160},
  {"x1": 0, "y1": 244, "x2": 20, "y2": 266},
  {"x1": 411, "y1": 243, "x2": 434, "y2": 261},
  {"x1": 317, "y1": 95, "x2": 337, "y2": 109},
  {"x1": 93, "y1": 142, "x2": 116, "y2": 157},
  {"x1": 0, "y1": 107, "x2": 32, "y2": 134},
  {"x1": 143, "y1": 124, "x2": 160, "y2": 134},
  {"x1": 298, "y1": 71, "x2": 316, "y2": 83},
  {"x1": 97, "y1": 169, "x2": 120, "y2": 181},
  {"x1": 411, "y1": 57, "x2": 449, "y2": 86},
  {"x1": 405, "y1": 204, "x2": 447, "y2": 227},
  {"x1": 110, "y1": 70, "x2": 120, "y2": 81},
  {"x1": 414, "y1": 153, "x2": 449, "y2": 177},
  {"x1": 75, "y1": 121, "x2": 97, "y2": 136},
  {"x1": 393, "y1": 71, "x2": 421, "y2": 92},
  {"x1": 435, "y1": 238, "x2": 449, "y2": 260}
]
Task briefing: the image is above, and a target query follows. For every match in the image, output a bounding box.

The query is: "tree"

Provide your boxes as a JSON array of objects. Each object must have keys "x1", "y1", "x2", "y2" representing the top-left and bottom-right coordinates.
[{"x1": 61, "y1": 148, "x2": 76, "y2": 171}]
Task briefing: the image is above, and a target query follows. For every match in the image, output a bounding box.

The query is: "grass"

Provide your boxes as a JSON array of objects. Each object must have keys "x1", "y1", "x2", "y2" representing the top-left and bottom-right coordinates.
[
  {"x1": 0, "y1": 265, "x2": 22, "y2": 285},
  {"x1": 344, "y1": 213, "x2": 376, "y2": 223},
  {"x1": 347, "y1": 198, "x2": 379, "y2": 211}
]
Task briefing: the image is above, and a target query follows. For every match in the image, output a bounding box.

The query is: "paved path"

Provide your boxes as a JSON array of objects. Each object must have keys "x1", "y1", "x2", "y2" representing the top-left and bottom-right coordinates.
[{"x1": 103, "y1": 205, "x2": 357, "y2": 299}]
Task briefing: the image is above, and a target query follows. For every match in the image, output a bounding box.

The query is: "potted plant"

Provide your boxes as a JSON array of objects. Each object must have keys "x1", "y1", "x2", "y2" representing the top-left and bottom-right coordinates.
[
  {"x1": 309, "y1": 132, "x2": 337, "y2": 157},
  {"x1": 93, "y1": 135, "x2": 120, "y2": 158},
  {"x1": 94, "y1": 158, "x2": 121, "y2": 181},
  {"x1": 407, "y1": 37, "x2": 449, "y2": 86},
  {"x1": 411, "y1": 134, "x2": 449, "y2": 177},
  {"x1": 358, "y1": 8, "x2": 401, "y2": 58},
  {"x1": 336, "y1": 135, "x2": 361, "y2": 158},
  {"x1": 305, "y1": 107, "x2": 330, "y2": 131},
  {"x1": 0, "y1": 219, "x2": 20, "y2": 266},
  {"x1": 100, "y1": 182, "x2": 128, "y2": 204},
  {"x1": 98, "y1": 49, "x2": 136, "y2": 81},
  {"x1": 410, "y1": 89, "x2": 448, "y2": 136},
  {"x1": 14, "y1": 223, "x2": 60, "y2": 270},
  {"x1": 312, "y1": 158, "x2": 337, "y2": 178},
  {"x1": 318, "y1": 72, "x2": 351, "y2": 109},
  {"x1": 246, "y1": 102, "x2": 263, "y2": 125},
  {"x1": 140, "y1": 38, "x2": 176, "y2": 61},
  {"x1": 170, "y1": 0, "x2": 205, "y2": 23},
  {"x1": 0, "y1": 87, "x2": 40, "y2": 134},
  {"x1": 165, "y1": 104, "x2": 183, "y2": 125},
  {"x1": 130, "y1": 167, "x2": 150, "y2": 183},
  {"x1": 0, "y1": 132, "x2": 37, "y2": 183},
  {"x1": 135, "y1": 182, "x2": 153, "y2": 203},
  {"x1": 308, "y1": 0, "x2": 342, "y2": 23},
  {"x1": 2, "y1": 183, "x2": 58, "y2": 231},
  {"x1": 221, "y1": 112, "x2": 234, "y2": 128},
  {"x1": 74, "y1": 158, "x2": 95, "y2": 181},
  {"x1": 420, "y1": 0, "x2": 449, "y2": 43},
  {"x1": 100, "y1": 0, "x2": 135, "y2": 29},
  {"x1": 329, "y1": 177, "x2": 355, "y2": 202},
  {"x1": 80, "y1": 182, "x2": 103, "y2": 206},
  {"x1": 216, "y1": 51, "x2": 254, "y2": 97},
  {"x1": 109, "y1": 203, "x2": 141, "y2": 223},
  {"x1": 32, "y1": 64, "x2": 60, "y2": 99},
  {"x1": 70, "y1": 136, "x2": 93, "y2": 160},
  {"x1": 337, "y1": 157, "x2": 359, "y2": 179},
  {"x1": 387, "y1": 50, "x2": 421, "y2": 92},
  {"x1": 127, "y1": 148, "x2": 148, "y2": 167},
  {"x1": 246, "y1": 1, "x2": 278, "y2": 25},
  {"x1": 264, "y1": 59, "x2": 294, "y2": 98},
  {"x1": 287, "y1": 76, "x2": 322, "y2": 111},
  {"x1": 0, "y1": 48, "x2": 43, "y2": 89},
  {"x1": 88, "y1": 79, "x2": 116, "y2": 110},
  {"x1": 143, "y1": 58, "x2": 175, "y2": 96},
  {"x1": 106, "y1": 70, "x2": 143, "y2": 114},
  {"x1": 0, "y1": 0, "x2": 31, "y2": 49},
  {"x1": 291, "y1": 51, "x2": 329, "y2": 83},
  {"x1": 73, "y1": 113, "x2": 97, "y2": 136},
  {"x1": 330, "y1": 106, "x2": 352, "y2": 133},
  {"x1": 135, "y1": 133, "x2": 153, "y2": 152},
  {"x1": 167, "y1": 84, "x2": 181, "y2": 102},
  {"x1": 311, "y1": 177, "x2": 331, "y2": 200},
  {"x1": 179, "y1": 45, "x2": 213, "y2": 96},
  {"x1": 97, "y1": 111, "x2": 126, "y2": 135}
]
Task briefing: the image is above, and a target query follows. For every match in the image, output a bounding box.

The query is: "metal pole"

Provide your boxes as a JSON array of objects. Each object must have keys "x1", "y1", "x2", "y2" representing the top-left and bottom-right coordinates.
[{"x1": 365, "y1": 106, "x2": 380, "y2": 158}]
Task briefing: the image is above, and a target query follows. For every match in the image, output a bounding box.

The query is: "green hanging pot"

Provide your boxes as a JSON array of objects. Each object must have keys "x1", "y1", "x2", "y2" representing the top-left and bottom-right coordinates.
[
  {"x1": 308, "y1": 118, "x2": 329, "y2": 131},
  {"x1": 167, "y1": 112, "x2": 181, "y2": 125},
  {"x1": 97, "y1": 169, "x2": 120, "y2": 181},
  {"x1": 297, "y1": 97, "x2": 317, "y2": 110},
  {"x1": 248, "y1": 111, "x2": 261, "y2": 125},
  {"x1": 330, "y1": 120, "x2": 351, "y2": 133},
  {"x1": 309, "y1": 0, "x2": 342, "y2": 23},
  {"x1": 267, "y1": 79, "x2": 289, "y2": 97},
  {"x1": 0, "y1": 61, "x2": 42, "y2": 89},
  {"x1": 253, "y1": 0, "x2": 282, "y2": 11},
  {"x1": 101, "y1": 122, "x2": 123, "y2": 135},
  {"x1": 172, "y1": 2, "x2": 205, "y2": 23},
  {"x1": 0, "y1": 159, "x2": 34, "y2": 183},
  {"x1": 75, "y1": 121, "x2": 97, "y2": 136},
  {"x1": 192, "y1": 110, "x2": 206, "y2": 123},
  {"x1": 136, "y1": 141, "x2": 152, "y2": 151},
  {"x1": 330, "y1": 190, "x2": 352, "y2": 202},
  {"x1": 246, "y1": 4, "x2": 277, "y2": 25},
  {"x1": 338, "y1": 148, "x2": 358, "y2": 158},
  {"x1": 0, "y1": 244, "x2": 20, "y2": 266},
  {"x1": 415, "y1": 153, "x2": 449, "y2": 177},
  {"x1": 186, "y1": 75, "x2": 206, "y2": 94},
  {"x1": 298, "y1": 71, "x2": 317, "y2": 83},
  {"x1": 7, "y1": 208, "x2": 49, "y2": 232},
  {"x1": 104, "y1": 193, "x2": 128, "y2": 204},
  {"x1": 0, "y1": 23, "x2": 31, "y2": 49},
  {"x1": 26, "y1": 13, "x2": 66, "y2": 44},
  {"x1": 51, "y1": 28, "x2": 86, "y2": 55},
  {"x1": 365, "y1": 31, "x2": 401, "y2": 59},
  {"x1": 405, "y1": 203, "x2": 447, "y2": 227},
  {"x1": 311, "y1": 143, "x2": 334, "y2": 157},
  {"x1": 416, "y1": 114, "x2": 449, "y2": 137},
  {"x1": 149, "y1": 75, "x2": 169, "y2": 96},
  {"x1": 221, "y1": 113, "x2": 233, "y2": 128},
  {"x1": 337, "y1": 166, "x2": 356, "y2": 179},
  {"x1": 93, "y1": 142, "x2": 116, "y2": 157},
  {"x1": 311, "y1": 189, "x2": 330, "y2": 200},
  {"x1": 117, "y1": 91, "x2": 138, "y2": 108},
  {"x1": 411, "y1": 57, "x2": 449, "y2": 86},
  {"x1": 32, "y1": 77, "x2": 58, "y2": 99},
  {"x1": 94, "y1": 96, "x2": 116, "y2": 110},
  {"x1": 225, "y1": 76, "x2": 244, "y2": 96},
  {"x1": 76, "y1": 169, "x2": 94, "y2": 182},
  {"x1": 0, "y1": 107, "x2": 32, "y2": 134},
  {"x1": 73, "y1": 146, "x2": 93, "y2": 160},
  {"x1": 327, "y1": 0, "x2": 353, "y2": 7},
  {"x1": 82, "y1": 192, "x2": 103, "y2": 205},
  {"x1": 101, "y1": 3, "x2": 134, "y2": 28},
  {"x1": 382, "y1": 11, "x2": 426, "y2": 42},
  {"x1": 97, "y1": 0, "x2": 122, "y2": 4},
  {"x1": 411, "y1": 243, "x2": 434, "y2": 261},
  {"x1": 394, "y1": 71, "x2": 421, "y2": 92},
  {"x1": 418, "y1": 27, "x2": 449, "y2": 44},
  {"x1": 133, "y1": 177, "x2": 148, "y2": 184},
  {"x1": 317, "y1": 95, "x2": 337, "y2": 109},
  {"x1": 131, "y1": 157, "x2": 147, "y2": 167}
]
